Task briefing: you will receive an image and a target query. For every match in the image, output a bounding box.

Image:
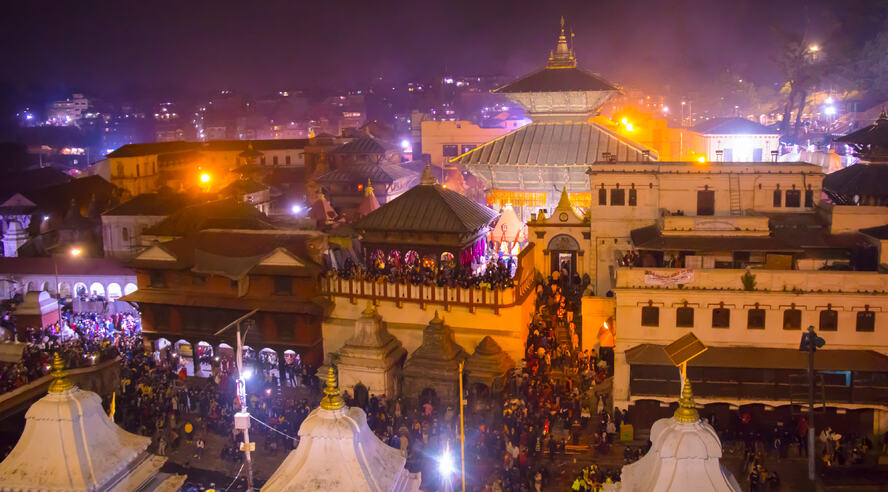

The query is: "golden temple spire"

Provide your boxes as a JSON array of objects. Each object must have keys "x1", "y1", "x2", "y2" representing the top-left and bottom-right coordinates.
[
  {"x1": 364, "y1": 178, "x2": 375, "y2": 197},
  {"x1": 673, "y1": 378, "x2": 700, "y2": 423},
  {"x1": 320, "y1": 366, "x2": 345, "y2": 410},
  {"x1": 557, "y1": 187, "x2": 572, "y2": 210},
  {"x1": 548, "y1": 16, "x2": 577, "y2": 69},
  {"x1": 420, "y1": 163, "x2": 438, "y2": 186},
  {"x1": 48, "y1": 352, "x2": 73, "y2": 393}
]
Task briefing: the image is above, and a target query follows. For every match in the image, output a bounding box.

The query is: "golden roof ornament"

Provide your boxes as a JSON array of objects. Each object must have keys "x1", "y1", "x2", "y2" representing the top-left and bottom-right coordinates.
[
  {"x1": 673, "y1": 378, "x2": 700, "y2": 423},
  {"x1": 48, "y1": 352, "x2": 73, "y2": 393},
  {"x1": 547, "y1": 16, "x2": 577, "y2": 69},
  {"x1": 420, "y1": 163, "x2": 438, "y2": 186},
  {"x1": 557, "y1": 187, "x2": 573, "y2": 210},
  {"x1": 320, "y1": 366, "x2": 345, "y2": 410},
  {"x1": 364, "y1": 178, "x2": 375, "y2": 196}
]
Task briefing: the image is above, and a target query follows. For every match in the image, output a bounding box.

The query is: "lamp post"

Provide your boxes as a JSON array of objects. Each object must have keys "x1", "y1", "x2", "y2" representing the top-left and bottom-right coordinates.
[
  {"x1": 458, "y1": 361, "x2": 466, "y2": 492},
  {"x1": 800, "y1": 325, "x2": 825, "y2": 482},
  {"x1": 214, "y1": 309, "x2": 259, "y2": 491}
]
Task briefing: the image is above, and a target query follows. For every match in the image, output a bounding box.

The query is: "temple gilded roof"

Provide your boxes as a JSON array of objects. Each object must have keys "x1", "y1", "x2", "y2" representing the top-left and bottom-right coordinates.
[
  {"x1": 453, "y1": 122, "x2": 655, "y2": 167},
  {"x1": 494, "y1": 67, "x2": 618, "y2": 94}
]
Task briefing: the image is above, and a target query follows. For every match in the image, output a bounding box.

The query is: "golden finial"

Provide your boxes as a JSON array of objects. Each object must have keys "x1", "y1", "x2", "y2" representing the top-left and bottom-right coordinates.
[
  {"x1": 365, "y1": 178, "x2": 375, "y2": 197},
  {"x1": 320, "y1": 366, "x2": 345, "y2": 410},
  {"x1": 673, "y1": 378, "x2": 699, "y2": 423},
  {"x1": 420, "y1": 163, "x2": 437, "y2": 186},
  {"x1": 48, "y1": 352, "x2": 73, "y2": 393},
  {"x1": 362, "y1": 302, "x2": 377, "y2": 316}
]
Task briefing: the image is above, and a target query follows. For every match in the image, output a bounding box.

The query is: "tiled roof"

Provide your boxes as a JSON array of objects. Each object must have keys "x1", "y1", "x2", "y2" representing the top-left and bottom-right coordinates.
[
  {"x1": 494, "y1": 67, "x2": 618, "y2": 93},
  {"x1": 106, "y1": 139, "x2": 309, "y2": 158},
  {"x1": 453, "y1": 122, "x2": 656, "y2": 166},
  {"x1": 102, "y1": 192, "x2": 194, "y2": 216},
  {"x1": 315, "y1": 162, "x2": 418, "y2": 185},
  {"x1": 330, "y1": 136, "x2": 397, "y2": 154},
  {"x1": 692, "y1": 117, "x2": 778, "y2": 135},
  {"x1": 356, "y1": 182, "x2": 498, "y2": 235}
]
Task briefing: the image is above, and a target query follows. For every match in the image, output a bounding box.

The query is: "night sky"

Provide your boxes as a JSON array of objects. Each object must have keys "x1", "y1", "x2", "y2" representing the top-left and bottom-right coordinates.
[{"x1": 2, "y1": 0, "x2": 886, "y2": 96}]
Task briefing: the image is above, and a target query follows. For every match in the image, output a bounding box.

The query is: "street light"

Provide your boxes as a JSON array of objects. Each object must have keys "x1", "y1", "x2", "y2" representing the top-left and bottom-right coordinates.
[
  {"x1": 70, "y1": 248, "x2": 82, "y2": 257},
  {"x1": 200, "y1": 173, "x2": 211, "y2": 184},
  {"x1": 800, "y1": 326, "x2": 825, "y2": 483}
]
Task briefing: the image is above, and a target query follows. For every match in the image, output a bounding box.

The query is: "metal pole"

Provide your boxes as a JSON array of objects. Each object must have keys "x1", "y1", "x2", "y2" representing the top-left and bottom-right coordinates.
[
  {"x1": 458, "y1": 361, "x2": 466, "y2": 492},
  {"x1": 237, "y1": 323, "x2": 255, "y2": 492},
  {"x1": 808, "y1": 338, "x2": 815, "y2": 482}
]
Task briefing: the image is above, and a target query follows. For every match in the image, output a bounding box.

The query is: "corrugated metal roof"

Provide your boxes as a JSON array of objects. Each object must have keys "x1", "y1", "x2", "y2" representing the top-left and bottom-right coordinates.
[
  {"x1": 453, "y1": 122, "x2": 656, "y2": 167},
  {"x1": 106, "y1": 139, "x2": 309, "y2": 158},
  {"x1": 356, "y1": 183, "x2": 499, "y2": 234},
  {"x1": 493, "y1": 67, "x2": 619, "y2": 93}
]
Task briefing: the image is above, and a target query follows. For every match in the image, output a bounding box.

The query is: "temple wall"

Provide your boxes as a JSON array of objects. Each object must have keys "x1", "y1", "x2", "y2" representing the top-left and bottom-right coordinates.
[{"x1": 322, "y1": 293, "x2": 535, "y2": 364}]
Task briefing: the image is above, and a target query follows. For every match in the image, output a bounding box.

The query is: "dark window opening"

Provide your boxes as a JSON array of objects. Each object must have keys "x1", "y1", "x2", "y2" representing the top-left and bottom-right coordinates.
[
  {"x1": 773, "y1": 189, "x2": 782, "y2": 207},
  {"x1": 611, "y1": 188, "x2": 625, "y2": 206},
  {"x1": 149, "y1": 271, "x2": 166, "y2": 288},
  {"x1": 785, "y1": 189, "x2": 801, "y2": 207},
  {"x1": 783, "y1": 309, "x2": 801, "y2": 330},
  {"x1": 598, "y1": 188, "x2": 607, "y2": 205},
  {"x1": 628, "y1": 188, "x2": 638, "y2": 206},
  {"x1": 285, "y1": 155, "x2": 292, "y2": 165},
  {"x1": 273, "y1": 155, "x2": 279, "y2": 166},
  {"x1": 273, "y1": 276, "x2": 292, "y2": 295},
  {"x1": 819, "y1": 310, "x2": 838, "y2": 331},
  {"x1": 641, "y1": 306, "x2": 659, "y2": 326},
  {"x1": 804, "y1": 189, "x2": 814, "y2": 207},
  {"x1": 460, "y1": 144, "x2": 477, "y2": 154},
  {"x1": 676, "y1": 307, "x2": 694, "y2": 327},
  {"x1": 747, "y1": 309, "x2": 766, "y2": 329},
  {"x1": 442, "y1": 144, "x2": 459, "y2": 157},
  {"x1": 856, "y1": 311, "x2": 875, "y2": 332},
  {"x1": 712, "y1": 308, "x2": 730, "y2": 328}
]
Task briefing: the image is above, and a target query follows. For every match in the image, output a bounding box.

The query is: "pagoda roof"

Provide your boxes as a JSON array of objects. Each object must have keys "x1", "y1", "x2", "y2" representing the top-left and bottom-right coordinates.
[
  {"x1": 836, "y1": 111, "x2": 888, "y2": 146},
  {"x1": 331, "y1": 136, "x2": 397, "y2": 154},
  {"x1": 823, "y1": 162, "x2": 888, "y2": 205},
  {"x1": 143, "y1": 198, "x2": 271, "y2": 237},
  {"x1": 316, "y1": 162, "x2": 418, "y2": 185},
  {"x1": 355, "y1": 174, "x2": 498, "y2": 235},
  {"x1": 453, "y1": 121, "x2": 657, "y2": 168},
  {"x1": 494, "y1": 67, "x2": 618, "y2": 94}
]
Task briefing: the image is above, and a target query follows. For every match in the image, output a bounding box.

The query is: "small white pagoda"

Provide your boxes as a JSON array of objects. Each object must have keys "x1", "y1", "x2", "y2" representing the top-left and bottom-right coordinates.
[
  {"x1": 0, "y1": 354, "x2": 185, "y2": 492},
  {"x1": 263, "y1": 367, "x2": 421, "y2": 492},
  {"x1": 617, "y1": 379, "x2": 742, "y2": 492}
]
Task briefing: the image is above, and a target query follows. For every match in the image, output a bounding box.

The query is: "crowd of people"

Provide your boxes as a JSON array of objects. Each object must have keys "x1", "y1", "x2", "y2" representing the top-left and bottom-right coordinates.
[
  {"x1": 0, "y1": 312, "x2": 138, "y2": 394},
  {"x1": 328, "y1": 253, "x2": 517, "y2": 290}
]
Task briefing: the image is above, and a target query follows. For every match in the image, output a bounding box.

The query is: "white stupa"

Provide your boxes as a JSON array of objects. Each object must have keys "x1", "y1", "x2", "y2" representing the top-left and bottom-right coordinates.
[
  {"x1": 618, "y1": 379, "x2": 742, "y2": 492},
  {"x1": 0, "y1": 354, "x2": 185, "y2": 492},
  {"x1": 263, "y1": 367, "x2": 420, "y2": 492}
]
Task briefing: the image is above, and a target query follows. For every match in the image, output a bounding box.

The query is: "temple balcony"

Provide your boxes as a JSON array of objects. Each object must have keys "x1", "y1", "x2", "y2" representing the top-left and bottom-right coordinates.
[{"x1": 659, "y1": 215, "x2": 770, "y2": 237}]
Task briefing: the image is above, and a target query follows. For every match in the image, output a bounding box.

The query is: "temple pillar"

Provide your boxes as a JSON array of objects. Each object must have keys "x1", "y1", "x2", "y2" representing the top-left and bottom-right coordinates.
[{"x1": 612, "y1": 345, "x2": 631, "y2": 410}]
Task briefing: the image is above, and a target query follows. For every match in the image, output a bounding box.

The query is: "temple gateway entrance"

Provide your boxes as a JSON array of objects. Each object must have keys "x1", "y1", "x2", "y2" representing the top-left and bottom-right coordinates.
[{"x1": 548, "y1": 234, "x2": 580, "y2": 277}]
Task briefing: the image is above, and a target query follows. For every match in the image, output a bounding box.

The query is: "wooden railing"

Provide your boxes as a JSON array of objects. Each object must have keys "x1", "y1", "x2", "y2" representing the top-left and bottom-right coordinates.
[{"x1": 322, "y1": 244, "x2": 536, "y2": 314}]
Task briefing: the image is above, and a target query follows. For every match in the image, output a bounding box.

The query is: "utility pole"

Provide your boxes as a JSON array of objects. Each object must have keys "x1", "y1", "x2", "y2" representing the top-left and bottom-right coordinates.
[
  {"x1": 215, "y1": 309, "x2": 258, "y2": 491},
  {"x1": 458, "y1": 361, "x2": 466, "y2": 492},
  {"x1": 800, "y1": 325, "x2": 825, "y2": 483}
]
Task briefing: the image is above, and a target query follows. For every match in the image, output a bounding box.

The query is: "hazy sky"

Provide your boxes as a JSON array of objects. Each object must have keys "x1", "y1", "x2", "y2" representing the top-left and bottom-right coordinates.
[{"x1": 2, "y1": 0, "x2": 885, "y2": 96}]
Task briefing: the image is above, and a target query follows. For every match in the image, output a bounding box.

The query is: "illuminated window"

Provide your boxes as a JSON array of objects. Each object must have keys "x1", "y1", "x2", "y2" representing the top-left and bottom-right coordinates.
[
  {"x1": 783, "y1": 309, "x2": 801, "y2": 330},
  {"x1": 819, "y1": 309, "x2": 838, "y2": 331},
  {"x1": 676, "y1": 307, "x2": 694, "y2": 327},
  {"x1": 641, "y1": 306, "x2": 659, "y2": 326},
  {"x1": 747, "y1": 309, "x2": 766, "y2": 329},
  {"x1": 442, "y1": 144, "x2": 459, "y2": 157},
  {"x1": 610, "y1": 188, "x2": 625, "y2": 206},
  {"x1": 856, "y1": 311, "x2": 875, "y2": 332},
  {"x1": 712, "y1": 308, "x2": 730, "y2": 328}
]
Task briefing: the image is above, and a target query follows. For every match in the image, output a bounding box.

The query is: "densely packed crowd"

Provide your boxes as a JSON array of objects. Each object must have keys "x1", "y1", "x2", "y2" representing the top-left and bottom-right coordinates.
[
  {"x1": 328, "y1": 255, "x2": 517, "y2": 290},
  {"x1": 0, "y1": 312, "x2": 137, "y2": 393}
]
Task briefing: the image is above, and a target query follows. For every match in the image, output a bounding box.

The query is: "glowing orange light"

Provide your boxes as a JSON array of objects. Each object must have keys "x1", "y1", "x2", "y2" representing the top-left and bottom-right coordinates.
[
  {"x1": 70, "y1": 248, "x2": 82, "y2": 257},
  {"x1": 697, "y1": 156, "x2": 707, "y2": 163},
  {"x1": 357, "y1": 184, "x2": 364, "y2": 191},
  {"x1": 200, "y1": 173, "x2": 211, "y2": 183}
]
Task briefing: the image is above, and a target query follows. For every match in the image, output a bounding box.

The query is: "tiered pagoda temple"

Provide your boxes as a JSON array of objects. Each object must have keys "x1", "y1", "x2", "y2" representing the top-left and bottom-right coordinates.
[
  {"x1": 827, "y1": 111, "x2": 888, "y2": 206},
  {"x1": 453, "y1": 18, "x2": 657, "y2": 216}
]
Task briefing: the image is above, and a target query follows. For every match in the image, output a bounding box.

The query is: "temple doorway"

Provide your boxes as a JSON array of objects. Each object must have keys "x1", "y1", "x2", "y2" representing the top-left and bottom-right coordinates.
[{"x1": 548, "y1": 234, "x2": 580, "y2": 277}]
